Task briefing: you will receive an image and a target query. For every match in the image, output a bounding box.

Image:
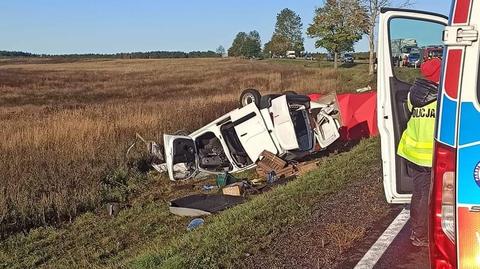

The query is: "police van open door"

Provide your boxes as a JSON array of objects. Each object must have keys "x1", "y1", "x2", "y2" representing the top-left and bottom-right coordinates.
[{"x1": 378, "y1": 8, "x2": 447, "y2": 203}]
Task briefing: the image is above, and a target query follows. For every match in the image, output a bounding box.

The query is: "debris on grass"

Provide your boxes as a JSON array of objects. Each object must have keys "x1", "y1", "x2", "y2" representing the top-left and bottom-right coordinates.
[
  {"x1": 222, "y1": 182, "x2": 246, "y2": 197},
  {"x1": 186, "y1": 218, "x2": 205, "y2": 231},
  {"x1": 169, "y1": 194, "x2": 245, "y2": 217}
]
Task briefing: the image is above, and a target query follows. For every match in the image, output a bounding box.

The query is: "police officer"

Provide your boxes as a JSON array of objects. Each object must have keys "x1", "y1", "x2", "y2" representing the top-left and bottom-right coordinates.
[{"x1": 397, "y1": 57, "x2": 441, "y2": 247}]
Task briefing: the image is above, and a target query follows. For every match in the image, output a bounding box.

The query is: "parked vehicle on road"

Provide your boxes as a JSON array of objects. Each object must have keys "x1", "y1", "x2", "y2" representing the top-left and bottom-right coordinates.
[
  {"x1": 406, "y1": 51, "x2": 421, "y2": 67},
  {"x1": 423, "y1": 46, "x2": 443, "y2": 60},
  {"x1": 286, "y1": 51, "x2": 296, "y2": 59},
  {"x1": 391, "y1": 38, "x2": 418, "y2": 60},
  {"x1": 343, "y1": 53, "x2": 354, "y2": 63},
  {"x1": 304, "y1": 53, "x2": 314, "y2": 61},
  {"x1": 325, "y1": 53, "x2": 334, "y2": 61},
  {"x1": 378, "y1": 4, "x2": 480, "y2": 268}
]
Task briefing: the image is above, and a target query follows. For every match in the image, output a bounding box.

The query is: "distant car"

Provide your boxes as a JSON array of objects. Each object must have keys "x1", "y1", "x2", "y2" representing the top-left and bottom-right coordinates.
[
  {"x1": 304, "y1": 54, "x2": 314, "y2": 61},
  {"x1": 286, "y1": 51, "x2": 296, "y2": 59},
  {"x1": 423, "y1": 46, "x2": 443, "y2": 60},
  {"x1": 343, "y1": 53, "x2": 354, "y2": 63},
  {"x1": 400, "y1": 45, "x2": 417, "y2": 61},
  {"x1": 162, "y1": 90, "x2": 341, "y2": 181},
  {"x1": 407, "y1": 52, "x2": 421, "y2": 67},
  {"x1": 325, "y1": 53, "x2": 334, "y2": 61}
]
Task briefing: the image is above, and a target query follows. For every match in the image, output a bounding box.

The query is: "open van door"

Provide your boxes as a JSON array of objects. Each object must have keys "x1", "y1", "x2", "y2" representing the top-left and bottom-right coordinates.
[
  {"x1": 378, "y1": 8, "x2": 448, "y2": 203},
  {"x1": 310, "y1": 94, "x2": 342, "y2": 149},
  {"x1": 164, "y1": 135, "x2": 199, "y2": 181},
  {"x1": 230, "y1": 103, "x2": 278, "y2": 162}
]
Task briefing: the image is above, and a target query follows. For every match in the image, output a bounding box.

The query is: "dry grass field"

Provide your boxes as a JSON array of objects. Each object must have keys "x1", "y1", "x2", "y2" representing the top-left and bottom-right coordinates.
[{"x1": 0, "y1": 58, "x2": 371, "y2": 236}]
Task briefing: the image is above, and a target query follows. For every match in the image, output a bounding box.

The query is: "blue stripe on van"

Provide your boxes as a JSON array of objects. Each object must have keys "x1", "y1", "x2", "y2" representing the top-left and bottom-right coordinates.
[
  {"x1": 459, "y1": 102, "x2": 480, "y2": 146},
  {"x1": 457, "y1": 144, "x2": 480, "y2": 204},
  {"x1": 439, "y1": 95, "x2": 457, "y2": 146}
]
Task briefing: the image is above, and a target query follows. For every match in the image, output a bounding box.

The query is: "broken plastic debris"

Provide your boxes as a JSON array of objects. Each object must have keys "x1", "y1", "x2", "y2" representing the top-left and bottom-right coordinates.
[
  {"x1": 356, "y1": 85, "x2": 372, "y2": 93},
  {"x1": 202, "y1": 184, "x2": 217, "y2": 192},
  {"x1": 187, "y1": 218, "x2": 205, "y2": 231},
  {"x1": 267, "y1": 171, "x2": 278, "y2": 183}
]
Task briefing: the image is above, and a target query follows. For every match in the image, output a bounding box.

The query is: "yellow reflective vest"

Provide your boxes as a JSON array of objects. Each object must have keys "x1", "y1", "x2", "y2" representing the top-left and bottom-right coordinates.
[{"x1": 397, "y1": 95, "x2": 437, "y2": 167}]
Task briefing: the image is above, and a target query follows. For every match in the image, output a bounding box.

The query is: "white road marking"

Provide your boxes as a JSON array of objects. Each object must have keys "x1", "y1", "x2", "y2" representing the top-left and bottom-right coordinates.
[{"x1": 353, "y1": 208, "x2": 410, "y2": 269}]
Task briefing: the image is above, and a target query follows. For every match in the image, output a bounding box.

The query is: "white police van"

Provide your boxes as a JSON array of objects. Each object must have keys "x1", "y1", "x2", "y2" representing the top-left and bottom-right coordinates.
[{"x1": 378, "y1": 2, "x2": 480, "y2": 268}]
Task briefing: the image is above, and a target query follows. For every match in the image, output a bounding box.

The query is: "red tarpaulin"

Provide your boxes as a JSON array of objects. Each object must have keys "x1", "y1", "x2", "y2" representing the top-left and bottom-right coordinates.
[{"x1": 309, "y1": 92, "x2": 378, "y2": 141}]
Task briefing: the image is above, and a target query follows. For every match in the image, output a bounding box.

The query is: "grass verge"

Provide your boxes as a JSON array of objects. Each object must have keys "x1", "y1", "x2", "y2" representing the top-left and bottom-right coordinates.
[
  {"x1": 131, "y1": 138, "x2": 380, "y2": 269},
  {"x1": 0, "y1": 138, "x2": 380, "y2": 269}
]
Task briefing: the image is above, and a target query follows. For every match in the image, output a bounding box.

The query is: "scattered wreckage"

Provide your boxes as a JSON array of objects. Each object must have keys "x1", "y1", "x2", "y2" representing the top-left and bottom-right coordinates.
[
  {"x1": 133, "y1": 89, "x2": 343, "y2": 181},
  {"x1": 126, "y1": 88, "x2": 378, "y2": 217}
]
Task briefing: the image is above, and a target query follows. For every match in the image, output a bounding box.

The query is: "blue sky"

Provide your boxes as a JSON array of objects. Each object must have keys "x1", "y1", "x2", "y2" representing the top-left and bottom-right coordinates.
[
  {"x1": 391, "y1": 19, "x2": 445, "y2": 47},
  {"x1": 0, "y1": 1, "x2": 452, "y2": 54}
]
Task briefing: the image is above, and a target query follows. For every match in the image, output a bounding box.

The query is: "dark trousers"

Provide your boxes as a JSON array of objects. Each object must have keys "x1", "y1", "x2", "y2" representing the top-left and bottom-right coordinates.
[{"x1": 407, "y1": 160, "x2": 432, "y2": 239}]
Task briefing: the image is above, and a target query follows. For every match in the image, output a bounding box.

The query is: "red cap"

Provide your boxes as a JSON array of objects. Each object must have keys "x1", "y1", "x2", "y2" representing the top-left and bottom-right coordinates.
[{"x1": 421, "y1": 58, "x2": 442, "y2": 83}]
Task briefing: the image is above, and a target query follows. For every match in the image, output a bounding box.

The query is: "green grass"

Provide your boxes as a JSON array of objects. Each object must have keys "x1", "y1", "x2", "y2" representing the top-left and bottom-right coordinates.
[
  {"x1": 0, "y1": 170, "x2": 217, "y2": 269},
  {"x1": 0, "y1": 59, "x2": 381, "y2": 268},
  {"x1": 130, "y1": 138, "x2": 380, "y2": 269},
  {"x1": 0, "y1": 138, "x2": 380, "y2": 268}
]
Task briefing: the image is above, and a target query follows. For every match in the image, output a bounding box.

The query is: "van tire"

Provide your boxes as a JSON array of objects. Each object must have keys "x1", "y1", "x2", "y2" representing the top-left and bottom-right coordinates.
[{"x1": 240, "y1": 89, "x2": 261, "y2": 107}]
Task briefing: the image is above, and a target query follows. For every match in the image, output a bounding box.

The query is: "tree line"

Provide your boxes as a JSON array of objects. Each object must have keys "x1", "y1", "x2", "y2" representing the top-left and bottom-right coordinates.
[
  {"x1": 0, "y1": 50, "x2": 222, "y2": 59},
  {"x1": 3, "y1": 0, "x2": 412, "y2": 74},
  {"x1": 228, "y1": 8, "x2": 305, "y2": 59},
  {"x1": 229, "y1": 0, "x2": 412, "y2": 73}
]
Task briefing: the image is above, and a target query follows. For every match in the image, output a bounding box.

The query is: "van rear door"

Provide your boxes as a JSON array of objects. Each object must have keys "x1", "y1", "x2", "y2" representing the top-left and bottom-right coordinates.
[
  {"x1": 164, "y1": 134, "x2": 199, "y2": 181},
  {"x1": 378, "y1": 8, "x2": 447, "y2": 203}
]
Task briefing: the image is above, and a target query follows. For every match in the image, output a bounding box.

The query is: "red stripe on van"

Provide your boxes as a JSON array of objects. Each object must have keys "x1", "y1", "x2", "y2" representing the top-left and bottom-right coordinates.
[
  {"x1": 453, "y1": 0, "x2": 471, "y2": 24},
  {"x1": 444, "y1": 49, "x2": 462, "y2": 100}
]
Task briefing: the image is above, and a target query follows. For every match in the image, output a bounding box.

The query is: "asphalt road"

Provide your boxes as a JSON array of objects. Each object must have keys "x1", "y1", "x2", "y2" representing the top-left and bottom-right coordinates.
[
  {"x1": 373, "y1": 220, "x2": 429, "y2": 269},
  {"x1": 336, "y1": 207, "x2": 429, "y2": 269}
]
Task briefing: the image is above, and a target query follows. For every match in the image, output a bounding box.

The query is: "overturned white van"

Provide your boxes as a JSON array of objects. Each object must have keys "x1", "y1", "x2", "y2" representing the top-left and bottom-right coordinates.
[{"x1": 163, "y1": 91, "x2": 341, "y2": 181}]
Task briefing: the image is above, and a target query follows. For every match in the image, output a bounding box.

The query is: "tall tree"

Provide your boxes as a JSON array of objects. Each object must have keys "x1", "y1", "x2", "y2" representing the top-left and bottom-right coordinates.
[
  {"x1": 228, "y1": 32, "x2": 247, "y2": 57},
  {"x1": 265, "y1": 8, "x2": 304, "y2": 57},
  {"x1": 228, "y1": 31, "x2": 262, "y2": 58},
  {"x1": 264, "y1": 34, "x2": 290, "y2": 57},
  {"x1": 361, "y1": 0, "x2": 413, "y2": 75},
  {"x1": 244, "y1": 31, "x2": 262, "y2": 58},
  {"x1": 216, "y1": 45, "x2": 226, "y2": 56},
  {"x1": 307, "y1": 0, "x2": 367, "y2": 69}
]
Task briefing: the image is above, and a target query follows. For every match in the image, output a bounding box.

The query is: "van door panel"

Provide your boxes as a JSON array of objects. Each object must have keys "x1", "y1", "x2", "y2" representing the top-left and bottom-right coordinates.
[
  {"x1": 164, "y1": 135, "x2": 198, "y2": 181},
  {"x1": 390, "y1": 77, "x2": 415, "y2": 194},
  {"x1": 270, "y1": 95, "x2": 299, "y2": 150},
  {"x1": 230, "y1": 103, "x2": 278, "y2": 162},
  {"x1": 378, "y1": 9, "x2": 448, "y2": 203}
]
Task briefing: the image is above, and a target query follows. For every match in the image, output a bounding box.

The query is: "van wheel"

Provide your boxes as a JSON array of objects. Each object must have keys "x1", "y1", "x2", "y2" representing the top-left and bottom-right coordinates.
[
  {"x1": 284, "y1": 91, "x2": 297, "y2": 95},
  {"x1": 240, "y1": 89, "x2": 261, "y2": 107}
]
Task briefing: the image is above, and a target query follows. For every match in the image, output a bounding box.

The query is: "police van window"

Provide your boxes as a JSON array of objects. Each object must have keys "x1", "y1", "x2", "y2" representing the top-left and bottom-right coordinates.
[{"x1": 389, "y1": 18, "x2": 444, "y2": 83}]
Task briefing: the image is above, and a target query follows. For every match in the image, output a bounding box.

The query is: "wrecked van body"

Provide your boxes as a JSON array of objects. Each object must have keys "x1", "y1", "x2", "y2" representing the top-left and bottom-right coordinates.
[{"x1": 163, "y1": 92, "x2": 342, "y2": 181}]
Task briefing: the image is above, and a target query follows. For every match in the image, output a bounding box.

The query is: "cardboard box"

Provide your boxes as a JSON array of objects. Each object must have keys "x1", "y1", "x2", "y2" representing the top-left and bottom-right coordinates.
[
  {"x1": 222, "y1": 182, "x2": 245, "y2": 196},
  {"x1": 257, "y1": 151, "x2": 287, "y2": 172}
]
